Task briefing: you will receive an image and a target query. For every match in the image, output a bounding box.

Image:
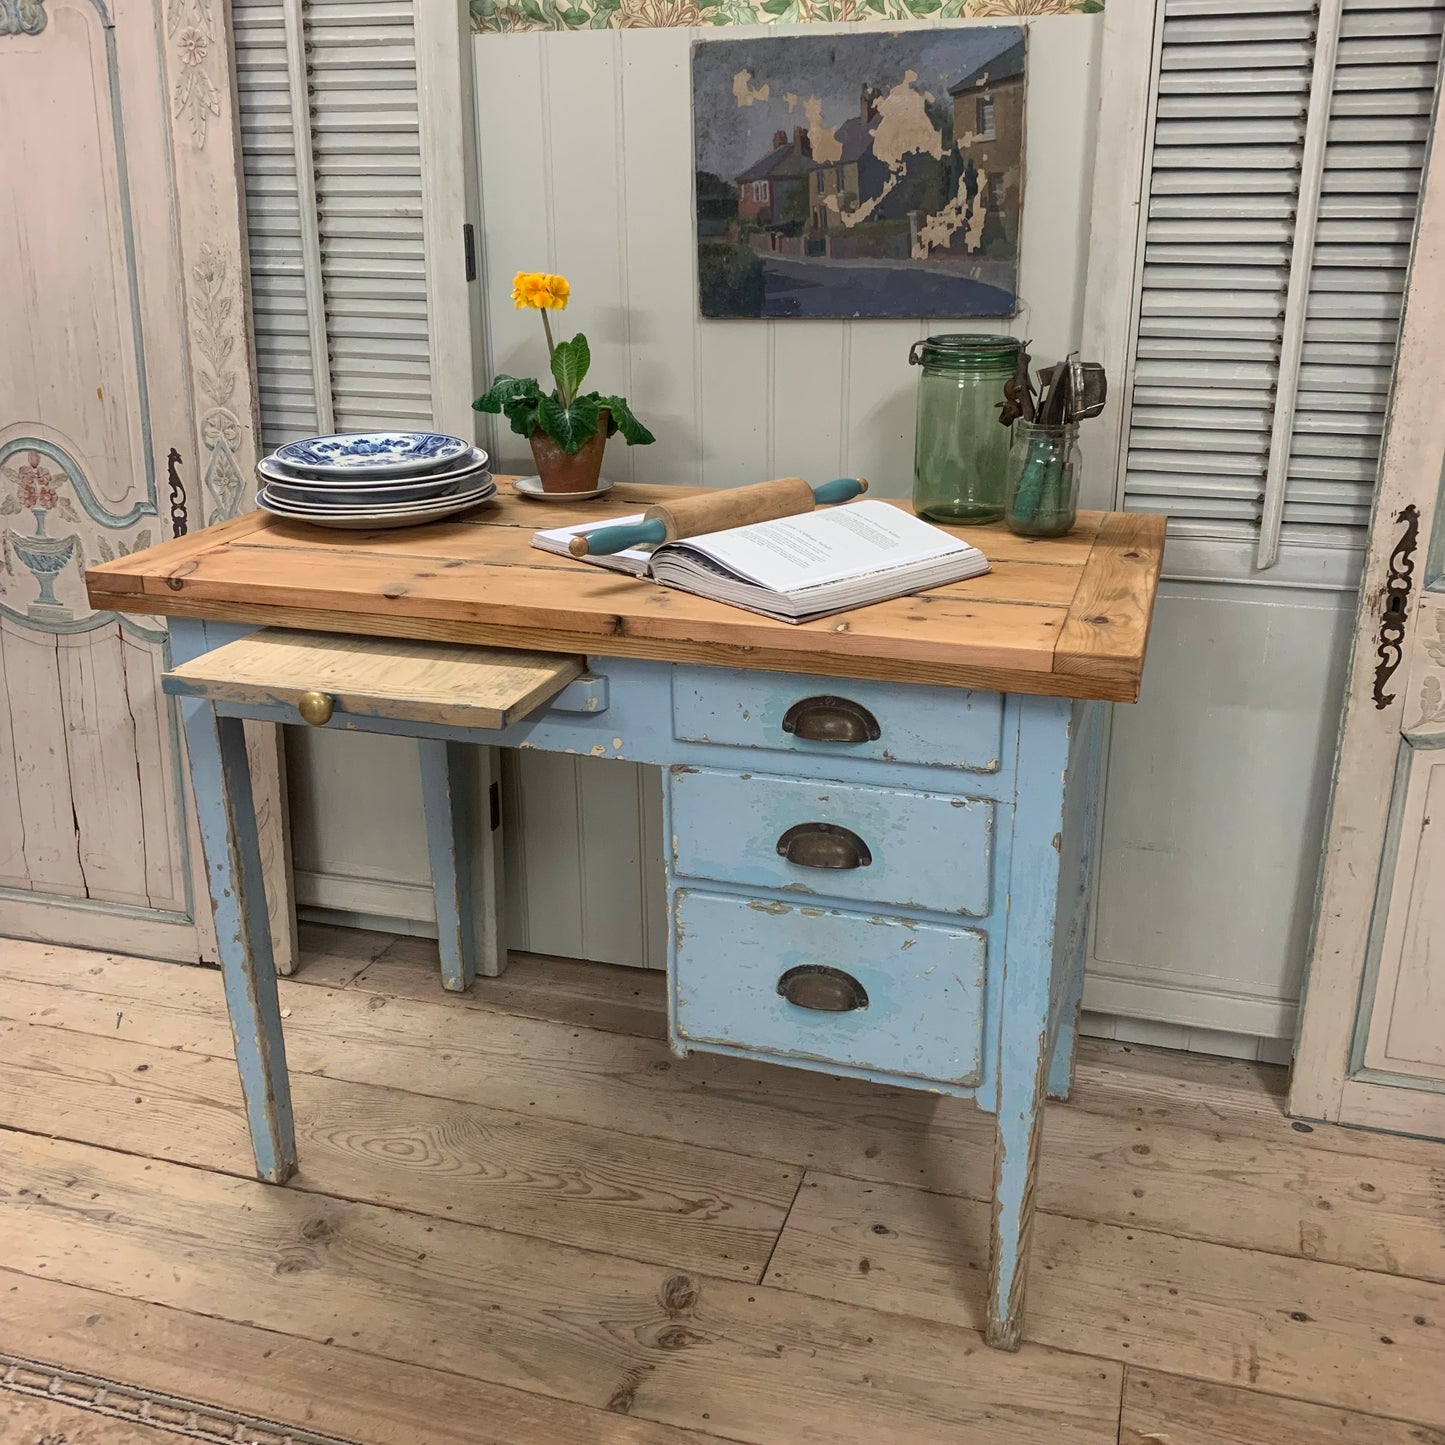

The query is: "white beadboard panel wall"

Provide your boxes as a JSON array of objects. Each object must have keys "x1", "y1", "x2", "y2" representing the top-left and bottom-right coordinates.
[
  {"x1": 473, "y1": 18, "x2": 1102, "y2": 494},
  {"x1": 406, "y1": 14, "x2": 1104, "y2": 968}
]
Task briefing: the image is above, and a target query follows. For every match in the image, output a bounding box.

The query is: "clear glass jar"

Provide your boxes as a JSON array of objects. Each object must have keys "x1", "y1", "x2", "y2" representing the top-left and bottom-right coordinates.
[
  {"x1": 910, "y1": 334, "x2": 1020, "y2": 524},
  {"x1": 1004, "y1": 421, "x2": 1081, "y2": 538}
]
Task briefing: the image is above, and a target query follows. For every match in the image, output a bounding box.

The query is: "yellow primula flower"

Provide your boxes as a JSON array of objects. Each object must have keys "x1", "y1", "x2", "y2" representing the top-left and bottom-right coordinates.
[{"x1": 511, "y1": 271, "x2": 570, "y2": 311}]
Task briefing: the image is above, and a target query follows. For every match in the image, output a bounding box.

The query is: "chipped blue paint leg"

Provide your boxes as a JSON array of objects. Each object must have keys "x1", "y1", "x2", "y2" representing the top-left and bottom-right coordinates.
[
  {"x1": 180, "y1": 695, "x2": 296, "y2": 1184},
  {"x1": 988, "y1": 694, "x2": 1073, "y2": 1351},
  {"x1": 1047, "y1": 700, "x2": 1105, "y2": 1102},
  {"x1": 418, "y1": 739, "x2": 503, "y2": 988}
]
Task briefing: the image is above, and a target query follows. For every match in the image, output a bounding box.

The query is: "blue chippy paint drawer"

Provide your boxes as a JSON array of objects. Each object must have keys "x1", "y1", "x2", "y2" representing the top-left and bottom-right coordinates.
[
  {"x1": 671, "y1": 666, "x2": 1004, "y2": 773},
  {"x1": 670, "y1": 767, "x2": 994, "y2": 917},
  {"x1": 672, "y1": 890, "x2": 986, "y2": 1085}
]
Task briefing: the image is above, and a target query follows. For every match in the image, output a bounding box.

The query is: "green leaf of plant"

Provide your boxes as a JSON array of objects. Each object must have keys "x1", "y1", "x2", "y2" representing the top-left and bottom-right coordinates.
[
  {"x1": 539, "y1": 393, "x2": 601, "y2": 454},
  {"x1": 473, "y1": 374, "x2": 543, "y2": 414},
  {"x1": 502, "y1": 397, "x2": 543, "y2": 438},
  {"x1": 549, "y1": 334, "x2": 591, "y2": 404},
  {"x1": 594, "y1": 395, "x2": 655, "y2": 447},
  {"x1": 1077, "y1": 0, "x2": 1104, "y2": 10}
]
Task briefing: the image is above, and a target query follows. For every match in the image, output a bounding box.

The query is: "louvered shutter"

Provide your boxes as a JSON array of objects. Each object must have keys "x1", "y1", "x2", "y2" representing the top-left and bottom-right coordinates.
[
  {"x1": 1123, "y1": 0, "x2": 1444, "y2": 581},
  {"x1": 232, "y1": 0, "x2": 434, "y2": 450}
]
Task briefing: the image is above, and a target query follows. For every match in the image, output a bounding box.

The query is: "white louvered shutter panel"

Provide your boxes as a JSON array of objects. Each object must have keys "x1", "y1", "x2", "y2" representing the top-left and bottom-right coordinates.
[
  {"x1": 1290, "y1": 0, "x2": 1443, "y2": 543},
  {"x1": 233, "y1": 0, "x2": 434, "y2": 449},
  {"x1": 233, "y1": 0, "x2": 322, "y2": 447},
  {"x1": 1124, "y1": 0, "x2": 1445, "y2": 582}
]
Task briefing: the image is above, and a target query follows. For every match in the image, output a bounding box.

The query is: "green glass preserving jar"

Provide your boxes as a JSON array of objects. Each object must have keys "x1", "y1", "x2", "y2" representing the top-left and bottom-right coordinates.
[{"x1": 909, "y1": 334, "x2": 1020, "y2": 524}]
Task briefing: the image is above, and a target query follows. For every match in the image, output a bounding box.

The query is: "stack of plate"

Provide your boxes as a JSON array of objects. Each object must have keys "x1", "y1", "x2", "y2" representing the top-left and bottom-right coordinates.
[{"x1": 255, "y1": 432, "x2": 496, "y2": 530}]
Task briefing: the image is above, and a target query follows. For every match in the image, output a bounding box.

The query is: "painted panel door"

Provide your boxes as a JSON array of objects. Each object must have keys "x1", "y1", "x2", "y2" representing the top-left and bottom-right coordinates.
[
  {"x1": 1291, "y1": 78, "x2": 1445, "y2": 1139},
  {"x1": 0, "y1": 0, "x2": 291, "y2": 963},
  {"x1": 1349, "y1": 475, "x2": 1445, "y2": 1099}
]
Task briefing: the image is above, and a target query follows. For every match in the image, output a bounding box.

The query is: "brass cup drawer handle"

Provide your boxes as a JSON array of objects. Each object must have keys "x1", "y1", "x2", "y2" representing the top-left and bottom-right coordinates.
[
  {"x1": 777, "y1": 965, "x2": 869, "y2": 1013},
  {"x1": 781, "y1": 695, "x2": 881, "y2": 744},
  {"x1": 297, "y1": 691, "x2": 335, "y2": 727},
  {"x1": 776, "y1": 821, "x2": 872, "y2": 870}
]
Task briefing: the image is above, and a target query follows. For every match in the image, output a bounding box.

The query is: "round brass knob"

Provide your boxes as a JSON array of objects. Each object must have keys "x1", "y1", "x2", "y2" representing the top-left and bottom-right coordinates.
[{"x1": 297, "y1": 690, "x2": 334, "y2": 727}]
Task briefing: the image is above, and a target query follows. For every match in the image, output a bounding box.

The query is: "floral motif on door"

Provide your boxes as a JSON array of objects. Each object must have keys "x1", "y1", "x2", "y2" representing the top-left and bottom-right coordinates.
[
  {"x1": 1409, "y1": 613, "x2": 1445, "y2": 732},
  {"x1": 189, "y1": 243, "x2": 246, "y2": 524}
]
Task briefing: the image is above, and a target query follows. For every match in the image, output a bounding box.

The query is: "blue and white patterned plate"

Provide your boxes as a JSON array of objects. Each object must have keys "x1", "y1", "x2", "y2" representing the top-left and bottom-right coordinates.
[
  {"x1": 273, "y1": 431, "x2": 472, "y2": 479},
  {"x1": 257, "y1": 447, "x2": 490, "y2": 495}
]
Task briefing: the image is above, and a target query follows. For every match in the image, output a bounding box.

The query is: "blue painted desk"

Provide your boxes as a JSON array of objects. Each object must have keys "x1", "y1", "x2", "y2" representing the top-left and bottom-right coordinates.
[{"x1": 86, "y1": 485, "x2": 1165, "y2": 1351}]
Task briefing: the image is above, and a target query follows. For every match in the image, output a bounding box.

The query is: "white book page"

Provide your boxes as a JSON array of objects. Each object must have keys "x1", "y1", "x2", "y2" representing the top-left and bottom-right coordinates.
[{"x1": 674, "y1": 500, "x2": 976, "y2": 592}]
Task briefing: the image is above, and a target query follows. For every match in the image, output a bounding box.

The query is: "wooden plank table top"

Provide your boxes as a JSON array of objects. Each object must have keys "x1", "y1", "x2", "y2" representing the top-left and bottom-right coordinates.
[{"x1": 86, "y1": 481, "x2": 1167, "y2": 701}]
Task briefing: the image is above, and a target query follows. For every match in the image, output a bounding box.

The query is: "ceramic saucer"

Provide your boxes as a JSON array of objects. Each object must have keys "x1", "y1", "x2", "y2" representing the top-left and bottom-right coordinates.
[{"x1": 512, "y1": 475, "x2": 615, "y2": 503}]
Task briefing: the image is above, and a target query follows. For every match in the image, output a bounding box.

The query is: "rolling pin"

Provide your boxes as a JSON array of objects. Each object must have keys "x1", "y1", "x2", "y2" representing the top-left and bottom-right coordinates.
[{"x1": 569, "y1": 476, "x2": 869, "y2": 558}]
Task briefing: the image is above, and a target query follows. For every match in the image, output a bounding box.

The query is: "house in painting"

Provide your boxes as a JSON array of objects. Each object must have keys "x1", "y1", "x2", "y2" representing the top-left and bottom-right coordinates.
[
  {"x1": 734, "y1": 128, "x2": 813, "y2": 229},
  {"x1": 948, "y1": 36, "x2": 1026, "y2": 255},
  {"x1": 807, "y1": 85, "x2": 889, "y2": 233}
]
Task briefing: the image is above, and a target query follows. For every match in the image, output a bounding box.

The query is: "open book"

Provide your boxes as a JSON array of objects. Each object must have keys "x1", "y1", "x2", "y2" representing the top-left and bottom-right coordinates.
[{"x1": 531, "y1": 500, "x2": 990, "y2": 623}]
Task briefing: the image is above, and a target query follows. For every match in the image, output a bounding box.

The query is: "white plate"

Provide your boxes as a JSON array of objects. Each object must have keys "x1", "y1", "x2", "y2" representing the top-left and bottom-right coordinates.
[
  {"x1": 273, "y1": 431, "x2": 472, "y2": 478},
  {"x1": 257, "y1": 446, "x2": 490, "y2": 493},
  {"x1": 256, "y1": 484, "x2": 496, "y2": 530},
  {"x1": 264, "y1": 470, "x2": 492, "y2": 510},
  {"x1": 262, "y1": 488, "x2": 499, "y2": 523},
  {"x1": 258, "y1": 479, "x2": 495, "y2": 515},
  {"x1": 512, "y1": 475, "x2": 616, "y2": 503}
]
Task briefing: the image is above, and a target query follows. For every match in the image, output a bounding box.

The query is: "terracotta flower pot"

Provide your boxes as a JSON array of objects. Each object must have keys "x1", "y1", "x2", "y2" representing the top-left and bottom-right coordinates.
[{"x1": 529, "y1": 413, "x2": 609, "y2": 494}]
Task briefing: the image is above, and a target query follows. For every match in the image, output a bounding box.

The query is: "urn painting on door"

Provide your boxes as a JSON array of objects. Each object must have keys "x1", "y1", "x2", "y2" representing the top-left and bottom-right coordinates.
[{"x1": 0, "y1": 0, "x2": 293, "y2": 966}]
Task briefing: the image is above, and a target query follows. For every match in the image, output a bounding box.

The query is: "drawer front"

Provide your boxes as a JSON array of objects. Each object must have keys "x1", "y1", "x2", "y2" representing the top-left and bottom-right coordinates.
[
  {"x1": 671, "y1": 768, "x2": 994, "y2": 917},
  {"x1": 672, "y1": 666, "x2": 1003, "y2": 774},
  {"x1": 673, "y1": 891, "x2": 985, "y2": 1085}
]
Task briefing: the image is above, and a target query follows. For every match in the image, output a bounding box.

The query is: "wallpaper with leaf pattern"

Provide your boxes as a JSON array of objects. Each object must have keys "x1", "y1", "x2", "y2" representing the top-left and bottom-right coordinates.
[{"x1": 470, "y1": 0, "x2": 1100, "y2": 35}]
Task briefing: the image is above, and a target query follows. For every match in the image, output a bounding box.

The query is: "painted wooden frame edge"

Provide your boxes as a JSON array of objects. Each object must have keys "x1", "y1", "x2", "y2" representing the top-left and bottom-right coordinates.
[
  {"x1": 416, "y1": 0, "x2": 488, "y2": 434},
  {"x1": 1289, "y1": 72, "x2": 1445, "y2": 1123},
  {"x1": 1075, "y1": 0, "x2": 1157, "y2": 519},
  {"x1": 1071, "y1": 0, "x2": 1160, "y2": 1032},
  {"x1": 415, "y1": 0, "x2": 502, "y2": 968}
]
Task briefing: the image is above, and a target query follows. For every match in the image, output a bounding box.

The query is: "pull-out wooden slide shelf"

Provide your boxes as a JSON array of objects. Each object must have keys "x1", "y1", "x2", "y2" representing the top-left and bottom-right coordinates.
[{"x1": 163, "y1": 629, "x2": 586, "y2": 730}]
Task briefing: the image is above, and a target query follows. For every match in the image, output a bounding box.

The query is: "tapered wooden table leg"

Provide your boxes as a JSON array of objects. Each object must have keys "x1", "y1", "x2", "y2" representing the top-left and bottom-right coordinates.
[{"x1": 180, "y1": 695, "x2": 296, "y2": 1183}]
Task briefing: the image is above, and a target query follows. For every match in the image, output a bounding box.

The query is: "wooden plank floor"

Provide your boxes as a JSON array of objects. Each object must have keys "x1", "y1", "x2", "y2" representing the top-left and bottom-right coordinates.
[{"x1": 0, "y1": 925, "x2": 1442, "y2": 1445}]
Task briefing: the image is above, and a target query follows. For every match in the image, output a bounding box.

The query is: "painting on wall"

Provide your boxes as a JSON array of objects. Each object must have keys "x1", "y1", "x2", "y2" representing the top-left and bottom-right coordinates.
[{"x1": 693, "y1": 27, "x2": 1025, "y2": 319}]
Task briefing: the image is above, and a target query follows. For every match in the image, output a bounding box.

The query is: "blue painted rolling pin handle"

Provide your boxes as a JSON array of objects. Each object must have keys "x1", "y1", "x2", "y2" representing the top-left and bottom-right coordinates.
[{"x1": 579, "y1": 477, "x2": 869, "y2": 557}]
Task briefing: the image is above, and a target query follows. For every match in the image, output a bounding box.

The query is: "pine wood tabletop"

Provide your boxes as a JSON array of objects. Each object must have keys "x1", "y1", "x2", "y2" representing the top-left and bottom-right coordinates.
[{"x1": 85, "y1": 481, "x2": 1167, "y2": 701}]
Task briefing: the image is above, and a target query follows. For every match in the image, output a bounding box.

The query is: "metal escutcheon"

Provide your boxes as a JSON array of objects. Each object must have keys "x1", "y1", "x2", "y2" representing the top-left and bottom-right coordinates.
[
  {"x1": 777, "y1": 965, "x2": 869, "y2": 1013},
  {"x1": 297, "y1": 690, "x2": 335, "y2": 727}
]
